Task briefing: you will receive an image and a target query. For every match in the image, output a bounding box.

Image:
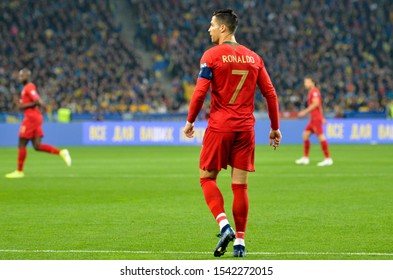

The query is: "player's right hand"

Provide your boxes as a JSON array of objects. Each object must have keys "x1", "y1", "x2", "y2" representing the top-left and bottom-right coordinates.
[
  {"x1": 269, "y1": 129, "x2": 282, "y2": 150},
  {"x1": 183, "y1": 121, "x2": 195, "y2": 138}
]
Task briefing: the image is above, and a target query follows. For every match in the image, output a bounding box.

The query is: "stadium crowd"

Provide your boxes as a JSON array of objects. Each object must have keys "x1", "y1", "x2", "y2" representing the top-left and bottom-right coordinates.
[
  {"x1": 0, "y1": 0, "x2": 171, "y2": 116},
  {"x1": 1, "y1": 0, "x2": 392, "y2": 117},
  {"x1": 132, "y1": 0, "x2": 393, "y2": 115}
]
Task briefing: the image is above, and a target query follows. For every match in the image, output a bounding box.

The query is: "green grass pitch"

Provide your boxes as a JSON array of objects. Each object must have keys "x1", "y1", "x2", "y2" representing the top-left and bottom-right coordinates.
[{"x1": 0, "y1": 144, "x2": 392, "y2": 260}]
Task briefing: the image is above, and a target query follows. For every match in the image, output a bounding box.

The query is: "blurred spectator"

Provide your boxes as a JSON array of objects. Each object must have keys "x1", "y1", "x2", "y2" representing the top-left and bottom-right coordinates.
[{"x1": 387, "y1": 99, "x2": 393, "y2": 119}]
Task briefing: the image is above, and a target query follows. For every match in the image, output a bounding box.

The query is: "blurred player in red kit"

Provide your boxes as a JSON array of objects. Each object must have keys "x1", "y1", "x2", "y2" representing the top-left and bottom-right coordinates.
[
  {"x1": 183, "y1": 9, "x2": 281, "y2": 257},
  {"x1": 5, "y1": 69, "x2": 71, "y2": 179},
  {"x1": 295, "y1": 76, "x2": 333, "y2": 166}
]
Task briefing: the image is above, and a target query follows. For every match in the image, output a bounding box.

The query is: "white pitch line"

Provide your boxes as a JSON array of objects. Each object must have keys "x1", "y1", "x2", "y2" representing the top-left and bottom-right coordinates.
[
  {"x1": 27, "y1": 173, "x2": 391, "y2": 178},
  {"x1": 0, "y1": 249, "x2": 392, "y2": 257}
]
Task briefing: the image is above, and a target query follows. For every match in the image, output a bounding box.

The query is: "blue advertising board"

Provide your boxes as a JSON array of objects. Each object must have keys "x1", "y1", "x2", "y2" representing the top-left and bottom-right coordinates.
[
  {"x1": 324, "y1": 119, "x2": 393, "y2": 144},
  {"x1": 0, "y1": 123, "x2": 83, "y2": 147},
  {"x1": 82, "y1": 121, "x2": 208, "y2": 146},
  {"x1": 81, "y1": 119, "x2": 393, "y2": 145},
  {"x1": 1, "y1": 119, "x2": 392, "y2": 147}
]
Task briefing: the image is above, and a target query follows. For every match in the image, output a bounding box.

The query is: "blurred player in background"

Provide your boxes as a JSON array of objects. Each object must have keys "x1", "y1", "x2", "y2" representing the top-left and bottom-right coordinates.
[
  {"x1": 5, "y1": 69, "x2": 71, "y2": 179},
  {"x1": 295, "y1": 76, "x2": 333, "y2": 166},
  {"x1": 183, "y1": 9, "x2": 281, "y2": 257}
]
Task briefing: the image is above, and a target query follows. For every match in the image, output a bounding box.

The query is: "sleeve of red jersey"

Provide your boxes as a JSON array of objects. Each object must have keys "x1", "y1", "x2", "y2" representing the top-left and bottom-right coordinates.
[
  {"x1": 27, "y1": 84, "x2": 40, "y2": 102},
  {"x1": 257, "y1": 60, "x2": 280, "y2": 130},
  {"x1": 187, "y1": 52, "x2": 212, "y2": 123},
  {"x1": 311, "y1": 88, "x2": 320, "y2": 98}
]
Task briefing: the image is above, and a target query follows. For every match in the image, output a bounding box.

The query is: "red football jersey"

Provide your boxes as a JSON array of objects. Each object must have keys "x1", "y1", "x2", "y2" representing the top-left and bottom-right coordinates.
[
  {"x1": 21, "y1": 83, "x2": 41, "y2": 120},
  {"x1": 307, "y1": 87, "x2": 323, "y2": 121},
  {"x1": 187, "y1": 42, "x2": 279, "y2": 132}
]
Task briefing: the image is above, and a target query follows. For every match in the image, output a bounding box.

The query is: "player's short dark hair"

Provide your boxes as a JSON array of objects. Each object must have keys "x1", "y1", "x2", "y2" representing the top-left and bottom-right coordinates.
[
  {"x1": 305, "y1": 75, "x2": 318, "y2": 85},
  {"x1": 19, "y1": 68, "x2": 31, "y2": 75},
  {"x1": 213, "y1": 9, "x2": 238, "y2": 34}
]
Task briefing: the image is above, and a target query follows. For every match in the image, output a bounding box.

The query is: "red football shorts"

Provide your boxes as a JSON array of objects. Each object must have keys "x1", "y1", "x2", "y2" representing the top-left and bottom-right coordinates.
[
  {"x1": 19, "y1": 119, "x2": 44, "y2": 139},
  {"x1": 200, "y1": 128, "x2": 255, "y2": 172},
  {"x1": 305, "y1": 120, "x2": 324, "y2": 135}
]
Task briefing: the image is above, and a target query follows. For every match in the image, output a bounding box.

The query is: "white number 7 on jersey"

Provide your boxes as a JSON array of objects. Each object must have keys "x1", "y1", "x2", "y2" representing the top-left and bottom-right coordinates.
[{"x1": 229, "y1": 70, "x2": 249, "y2": 104}]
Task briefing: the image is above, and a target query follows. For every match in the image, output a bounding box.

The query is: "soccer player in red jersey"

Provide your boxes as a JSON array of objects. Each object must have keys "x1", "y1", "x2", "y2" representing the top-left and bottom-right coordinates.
[
  {"x1": 295, "y1": 76, "x2": 333, "y2": 166},
  {"x1": 5, "y1": 69, "x2": 71, "y2": 179},
  {"x1": 183, "y1": 9, "x2": 282, "y2": 257}
]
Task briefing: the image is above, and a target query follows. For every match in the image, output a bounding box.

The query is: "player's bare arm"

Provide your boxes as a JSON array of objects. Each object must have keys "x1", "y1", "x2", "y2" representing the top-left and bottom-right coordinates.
[
  {"x1": 36, "y1": 98, "x2": 46, "y2": 109},
  {"x1": 298, "y1": 97, "x2": 319, "y2": 118},
  {"x1": 18, "y1": 100, "x2": 39, "y2": 110}
]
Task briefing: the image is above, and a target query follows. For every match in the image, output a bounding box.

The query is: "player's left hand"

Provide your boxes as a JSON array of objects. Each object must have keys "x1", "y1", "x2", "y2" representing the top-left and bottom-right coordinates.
[
  {"x1": 183, "y1": 121, "x2": 195, "y2": 138},
  {"x1": 269, "y1": 129, "x2": 282, "y2": 150}
]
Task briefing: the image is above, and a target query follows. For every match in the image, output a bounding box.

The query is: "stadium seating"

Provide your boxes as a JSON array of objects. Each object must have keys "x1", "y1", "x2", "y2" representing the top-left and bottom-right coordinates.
[
  {"x1": 0, "y1": 0, "x2": 170, "y2": 116},
  {"x1": 131, "y1": 0, "x2": 393, "y2": 116},
  {"x1": 1, "y1": 0, "x2": 392, "y2": 118}
]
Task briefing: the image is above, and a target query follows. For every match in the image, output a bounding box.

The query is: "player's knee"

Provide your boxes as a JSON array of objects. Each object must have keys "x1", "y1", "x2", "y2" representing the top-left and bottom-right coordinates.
[
  {"x1": 33, "y1": 144, "x2": 40, "y2": 151},
  {"x1": 317, "y1": 134, "x2": 326, "y2": 141}
]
